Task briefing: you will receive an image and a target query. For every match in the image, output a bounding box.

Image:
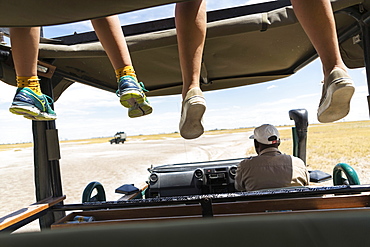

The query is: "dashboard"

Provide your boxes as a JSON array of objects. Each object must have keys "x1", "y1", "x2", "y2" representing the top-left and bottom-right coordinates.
[{"x1": 145, "y1": 158, "x2": 243, "y2": 198}]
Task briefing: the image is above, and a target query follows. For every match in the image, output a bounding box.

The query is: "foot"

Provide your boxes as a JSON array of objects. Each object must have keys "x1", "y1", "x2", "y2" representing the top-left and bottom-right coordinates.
[
  {"x1": 179, "y1": 87, "x2": 206, "y2": 139},
  {"x1": 117, "y1": 76, "x2": 153, "y2": 118},
  {"x1": 317, "y1": 68, "x2": 355, "y2": 123},
  {"x1": 9, "y1": 87, "x2": 57, "y2": 121}
]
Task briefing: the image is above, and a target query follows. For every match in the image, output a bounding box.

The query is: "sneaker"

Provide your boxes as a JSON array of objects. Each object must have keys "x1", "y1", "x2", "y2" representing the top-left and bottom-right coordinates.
[
  {"x1": 117, "y1": 75, "x2": 152, "y2": 118},
  {"x1": 179, "y1": 87, "x2": 206, "y2": 139},
  {"x1": 9, "y1": 87, "x2": 57, "y2": 121},
  {"x1": 317, "y1": 68, "x2": 355, "y2": 123}
]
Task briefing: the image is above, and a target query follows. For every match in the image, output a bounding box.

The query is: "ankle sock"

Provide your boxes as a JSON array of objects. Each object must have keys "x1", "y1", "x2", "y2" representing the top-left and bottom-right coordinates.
[
  {"x1": 16, "y1": 76, "x2": 42, "y2": 95},
  {"x1": 115, "y1": 66, "x2": 136, "y2": 82}
]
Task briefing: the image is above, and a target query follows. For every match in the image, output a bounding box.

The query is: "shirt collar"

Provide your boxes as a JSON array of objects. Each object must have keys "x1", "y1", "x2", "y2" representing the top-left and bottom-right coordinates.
[{"x1": 259, "y1": 147, "x2": 281, "y2": 155}]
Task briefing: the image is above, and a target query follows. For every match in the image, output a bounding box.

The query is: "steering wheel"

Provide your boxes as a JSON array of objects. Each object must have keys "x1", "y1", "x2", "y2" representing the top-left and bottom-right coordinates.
[{"x1": 333, "y1": 163, "x2": 360, "y2": 185}]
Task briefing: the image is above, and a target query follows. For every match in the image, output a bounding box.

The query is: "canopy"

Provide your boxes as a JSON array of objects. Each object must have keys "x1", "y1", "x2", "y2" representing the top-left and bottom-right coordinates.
[
  {"x1": 0, "y1": 0, "x2": 188, "y2": 27},
  {"x1": 0, "y1": 0, "x2": 367, "y2": 100}
]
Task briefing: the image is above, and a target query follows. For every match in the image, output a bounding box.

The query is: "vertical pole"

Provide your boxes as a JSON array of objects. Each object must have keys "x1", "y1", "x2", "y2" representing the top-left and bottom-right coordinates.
[
  {"x1": 360, "y1": 14, "x2": 370, "y2": 117},
  {"x1": 289, "y1": 109, "x2": 308, "y2": 164},
  {"x1": 343, "y1": 7, "x2": 370, "y2": 117},
  {"x1": 291, "y1": 127, "x2": 299, "y2": 157},
  {"x1": 33, "y1": 76, "x2": 65, "y2": 229}
]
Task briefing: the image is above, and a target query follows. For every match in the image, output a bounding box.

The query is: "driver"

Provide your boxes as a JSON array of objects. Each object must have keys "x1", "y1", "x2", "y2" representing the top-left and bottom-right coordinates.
[{"x1": 235, "y1": 124, "x2": 309, "y2": 191}]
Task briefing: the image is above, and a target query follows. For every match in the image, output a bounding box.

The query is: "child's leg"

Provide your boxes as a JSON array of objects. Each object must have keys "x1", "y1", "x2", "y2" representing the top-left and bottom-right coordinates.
[
  {"x1": 91, "y1": 16, "x2": 152, "y2": 118},
  {"x1": 9, "y1": 27, "x2": 56, "y2": 121},
  {"x1": 10, "y1": 27, "x2": 40, "y2": 78},
  {"x1": 91, "y1": 16, "x2": 131, "y2": 70},
  {"x1": 175, "y1": 0, "x2": 207, "y2": 139}
]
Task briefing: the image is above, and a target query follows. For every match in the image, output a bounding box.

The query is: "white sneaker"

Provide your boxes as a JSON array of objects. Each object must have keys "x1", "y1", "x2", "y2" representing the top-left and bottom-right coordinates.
[
  {"x1": 317, "y1": 68, "x2": 355, "y2": 123},
  {"x1": 179, "y1": 87, "x2": 206, "y2": 139}
]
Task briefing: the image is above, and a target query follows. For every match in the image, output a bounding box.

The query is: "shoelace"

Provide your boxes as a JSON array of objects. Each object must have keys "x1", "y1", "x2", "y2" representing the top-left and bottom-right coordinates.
[
  {"x1": 42, "y1": 94, "x2": 55, "y2": 111},
  {"x1": 116, "y1": 80, "x2": 150, "y2": 97},
  {"x1": 139, "y1": 81, "x2": 149, "y2": 92}
]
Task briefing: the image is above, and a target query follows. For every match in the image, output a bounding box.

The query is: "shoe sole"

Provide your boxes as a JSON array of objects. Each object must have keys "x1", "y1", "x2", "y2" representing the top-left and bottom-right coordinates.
[
  {"x1": 120, "y1": 90, "x2": 145, "y2": 108},
  {"x1": 9, "y1": 105, "x2": 40, "y2": 117},
  {"x1": 23, "y1": 113, "x2": 57, "y2": 121},
  {"x1": 10, "y1": 105, "x2": 57, "y2": 121},
  {"x1": 129, "y1": 102, "x2": 153, "y2": 118},
  {"x1": 180, "y1": 103, "x2": 206, "y2": 140},
  {"x1": 318, "y1": 81, "x2": 354, "y2": 123}
]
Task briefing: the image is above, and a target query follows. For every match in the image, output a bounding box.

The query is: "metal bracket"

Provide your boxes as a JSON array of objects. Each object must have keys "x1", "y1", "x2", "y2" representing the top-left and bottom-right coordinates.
[
  {"x1": 37, "y1": 61, "x2": 56, "y2": 79},
  {"x1": 200, "y1": 62, "x2": 210, "y2": 85},
  {"x1": 200, "y1": 197, "x2": 214, "y2": 218}
]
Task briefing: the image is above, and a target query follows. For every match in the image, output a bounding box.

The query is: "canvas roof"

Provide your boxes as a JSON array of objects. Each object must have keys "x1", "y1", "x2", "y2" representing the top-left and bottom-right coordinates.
[{"x1": 0, "y1": 0, "x2": 188, "y2": 27}]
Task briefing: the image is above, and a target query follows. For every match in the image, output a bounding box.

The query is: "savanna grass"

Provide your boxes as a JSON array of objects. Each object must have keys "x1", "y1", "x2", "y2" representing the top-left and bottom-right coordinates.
[
  {"x1": 2, "y1": 121, "x2": 369, "y2": 182},
  {"x1": 244, "y1": 121, "x2": 370, "y2": 184}
]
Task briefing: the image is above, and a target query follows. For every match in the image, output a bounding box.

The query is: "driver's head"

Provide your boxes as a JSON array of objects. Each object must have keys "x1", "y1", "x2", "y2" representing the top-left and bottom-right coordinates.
[{"x1": 249, "y1": 124, "x2": 280, "y2": 153}]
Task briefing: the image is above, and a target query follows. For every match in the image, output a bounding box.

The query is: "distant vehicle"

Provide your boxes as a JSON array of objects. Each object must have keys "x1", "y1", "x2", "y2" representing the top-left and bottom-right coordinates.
[{"x1": 109, "y1": 132, "x2": 127, "y2": 144}]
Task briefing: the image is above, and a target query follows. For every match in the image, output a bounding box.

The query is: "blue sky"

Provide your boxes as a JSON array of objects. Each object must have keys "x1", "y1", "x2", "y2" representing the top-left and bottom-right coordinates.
[{"x1": 0, "y1": 0, "x2": 369, "y2": 144}]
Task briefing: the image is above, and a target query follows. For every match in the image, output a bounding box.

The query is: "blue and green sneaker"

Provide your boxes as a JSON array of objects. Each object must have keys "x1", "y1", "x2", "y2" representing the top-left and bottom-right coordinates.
[
  {"x1": 9, "y1": 87, "x2": 57, "y2": 121},
  {"x1": 117, "y1": 75, "x2": 152, "y2": 118}
]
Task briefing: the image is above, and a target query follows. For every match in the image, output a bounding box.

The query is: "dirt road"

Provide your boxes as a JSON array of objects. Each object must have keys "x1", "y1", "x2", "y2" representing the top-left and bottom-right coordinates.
[{"x1": 0, "y1": 131, "x2": 252, "y2": 225}]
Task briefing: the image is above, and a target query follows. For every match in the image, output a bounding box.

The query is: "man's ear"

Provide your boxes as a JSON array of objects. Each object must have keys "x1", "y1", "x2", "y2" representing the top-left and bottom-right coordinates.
[{"x1": 254, "y1": 140, "x2": 260, "y2": 154}]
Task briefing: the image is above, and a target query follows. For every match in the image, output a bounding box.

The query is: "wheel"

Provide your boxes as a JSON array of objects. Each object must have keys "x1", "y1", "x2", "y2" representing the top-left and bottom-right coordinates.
[{"x1": 333, "y1": 163, "x2": 360, "y2": 185}]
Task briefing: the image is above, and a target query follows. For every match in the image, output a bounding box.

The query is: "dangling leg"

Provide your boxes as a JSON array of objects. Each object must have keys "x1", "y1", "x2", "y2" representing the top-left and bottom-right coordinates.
[
  {"x1": 91, "y1": 15, "x2": 152, "y2": 118},
  {"x1": 176, "y1": 0, "x2": 207, "y2": 139},
  {"x1": 9, "y1": 27, "x2": 57, "y2": 120},
  {"x1": 291, "y1": 0, "x2": 354, "y2": 123}
]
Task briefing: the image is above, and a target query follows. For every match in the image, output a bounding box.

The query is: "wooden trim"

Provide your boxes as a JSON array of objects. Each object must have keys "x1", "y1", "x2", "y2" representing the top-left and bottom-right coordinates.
[
  {"x1": 52, "y1": 194, "x2": 370, "y2": 228},
  {"x1": 0, "y1": 196, "x2": 65, "y2": 231},
  {"x1": 118, "y1": 184, "x2": 148, "y2": 201},
  {"x1": 52, "y1": 207, "x2": 370, "y2": 229},
  {"x1": 212, "y1": 194, "x2": 370, "y2": 214}
]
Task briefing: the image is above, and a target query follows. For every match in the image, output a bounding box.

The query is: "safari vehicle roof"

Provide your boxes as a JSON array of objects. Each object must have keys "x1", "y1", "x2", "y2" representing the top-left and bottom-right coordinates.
[
  {"x1": 0, "y1": 0, "x2": 368, "y2": 100},
  {"x1": 1, "y1": 0, "x2": 370, "y2": 238}
]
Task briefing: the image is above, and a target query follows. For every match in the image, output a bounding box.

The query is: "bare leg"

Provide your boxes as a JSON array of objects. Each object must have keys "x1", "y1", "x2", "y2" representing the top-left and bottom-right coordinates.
[
  {"x1": 92, "y1": 15, "x2": 152, "y2": 118},
  {"x1": 176, "y1": 0, "x2": 207, "y2": 139},
  {"x1": 291, "y1": 0, "x2": 346, "y2": 78},
  {"x1": 291, "y1": 0, "x2": 354, "y2": 123},
  {"x1": 9, "y1": 27, "x2": 57, "y2": 120},
  {"x1": 9, "y1": 27, "x2": 40, "y2": 77},
  {"x1": 91, "y1": 15, "x2": 132, "y2": 70},
  {"x1": 175, "y1": 0, "x2": 206, "y2": 99}
]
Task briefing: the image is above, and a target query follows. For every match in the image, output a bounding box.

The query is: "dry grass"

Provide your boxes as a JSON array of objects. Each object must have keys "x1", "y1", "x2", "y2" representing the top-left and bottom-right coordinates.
[
  {"x1": 240, "y1": 121, "x2": 370, "y2": 184},
  {"x1": 1, "y1": 121, "x2": 369, "y2": 185},
  {"x1": 0, "y1": 128, "x2": 254, "y2": 150},
  {"x1": 0, "y1": 142, "x2": 33, "y2": 151},
  {"x1": 244, "y1": 121, "x2": 370, "y2": 184},
  {"x1": 205, "y1": 128, "x2": 255, "y2": 135},
  {"x1": 305, "y1": 121, "x2": 370, "y2": 178},
  {"x1": 2, "y1": 121, "x2": 369, "y2": 176},
  {"x1": 245, "y1": 121, "x2": 370, "y2": 160}
]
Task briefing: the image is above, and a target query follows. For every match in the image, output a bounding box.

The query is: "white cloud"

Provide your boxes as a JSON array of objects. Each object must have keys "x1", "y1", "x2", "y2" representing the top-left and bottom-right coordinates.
[{"x1": 297, "y1": 93, "x2": 319, "y2": 99}]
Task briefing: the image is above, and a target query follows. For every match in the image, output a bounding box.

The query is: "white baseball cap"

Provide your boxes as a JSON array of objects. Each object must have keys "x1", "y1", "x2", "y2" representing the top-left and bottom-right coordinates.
[{"x1": 249, "y1": 124, "x2": 280, "y2": 145}]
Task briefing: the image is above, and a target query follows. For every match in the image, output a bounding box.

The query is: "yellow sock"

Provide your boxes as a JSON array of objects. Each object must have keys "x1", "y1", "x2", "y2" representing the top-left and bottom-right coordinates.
[
  {"x1": 115, "y1": 66, "x2": 136, "y2": 81},
  {"x1": 16, "y1": 76, "x2": 42, "y2": 95}
]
